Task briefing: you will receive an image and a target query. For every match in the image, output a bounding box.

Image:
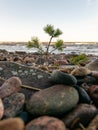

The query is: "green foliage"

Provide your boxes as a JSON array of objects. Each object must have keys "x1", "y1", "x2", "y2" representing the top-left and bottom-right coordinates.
[
  {"x1": 27, "y1": 37, "x2": 43, "y2": 53},
  {"x1": 27, "y1": 37, "x2": 40, "y2": 48},
  {"x1": 27, "y1": 24, "x2": 64, "y2": 55},
  {"x1": 52, "y1": 39, "x2": 64, "y2": 51},
  {"x1": 43, "y1": 24, "x2": 54, "y2": 36},
  {"x1": 43, "y1": 24, "x2": 62, "y2": 37},
  {"x1": 70, "y1": 53, "x2": 88, "y2": 65},
  {"x1": 53, "y1": 28, "x2": 62, "y2": 37}
]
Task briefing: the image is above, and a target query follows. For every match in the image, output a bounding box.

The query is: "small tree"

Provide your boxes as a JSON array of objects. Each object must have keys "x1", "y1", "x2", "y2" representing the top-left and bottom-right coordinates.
[
  {"x1": 43, "y1": 24, "x2": 63, "y2": 54},
  {"x1": 27, "y1": 24, "x2": 64, "y2": 55}
]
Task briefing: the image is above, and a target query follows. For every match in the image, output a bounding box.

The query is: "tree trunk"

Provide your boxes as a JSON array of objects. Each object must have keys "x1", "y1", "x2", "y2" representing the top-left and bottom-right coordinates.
[{"x1": 46, "y1": 36, "x2": 53, "y2": 55}]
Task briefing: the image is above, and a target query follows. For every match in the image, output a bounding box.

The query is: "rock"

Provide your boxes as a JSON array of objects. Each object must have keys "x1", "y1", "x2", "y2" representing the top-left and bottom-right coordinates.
[
  {"x1": 17, "y1": 111, "x2": 29, "y2": 124},
  {"x1": 0, "y1": 61, "x2": 50, "y2": 88},
  {"x1": 0, "y1": 77, "x2": 22, "y2": 98},
  {"x1": 0, "y1": 61, "x2": 51, "y2": 100},
  {"x1": 60, "y1": 65, "x2": 78, "y2": 74},
  {"x1": 88, "y1": 85, "x2": 98, "y2": 106},
  {"x1": 92, "y1": 71, "x2": 98, "y2": 84},
  {"x1": 26, "y1": 84, "x2": 79, "y2": 117},
  {"x1": 3, "y1": 93, "x2": 25, "y2": 118},
  {"x1": 25, "y1": 116, "x2": 66, "y2": 130},
  {"x1": 86, "y1": 115, "x2": 98, "y2": 130},
  {"x1": 71, "y1": 67, "x2": 91, "y2": 76},
  {"x1": 50, "y1": 70, "x2": 77, "y2": 86},
  {"x1": 0, "y1": 118, "x2": 24, "y2": 130},
  {"x1": 0, "y1": 77, "x2": 5, "y2": 87},
  {"x1": 76, "y1": 86, "x2": 92, "y2": 104},
  {"x1": 24, "y1": 57, "x2": 35, "y2": 64},
  {"x1": 86, "y1": 59, "x2": 98, "y2": 71},
  {"x1": 75, "y1": 75, "x2": 96, "y2": 85},
  {"x1": 62, "y1": 104, "x2": 97, "y2": 129},
  {"x1": 54, "y1": 59, "x2": 68, "y2": 65},
  {"x1": 0, "y1": 98, "x2": 4, "y2": 119}
]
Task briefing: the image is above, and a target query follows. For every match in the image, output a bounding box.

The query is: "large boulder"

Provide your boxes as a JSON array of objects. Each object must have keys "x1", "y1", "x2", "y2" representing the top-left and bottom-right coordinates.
[
  {"x1": 0, "y1": 61, "x2": 50, "y2": 88},
  {"x1": 0, "y1": 61, "x2": 51, "y2": 100}
]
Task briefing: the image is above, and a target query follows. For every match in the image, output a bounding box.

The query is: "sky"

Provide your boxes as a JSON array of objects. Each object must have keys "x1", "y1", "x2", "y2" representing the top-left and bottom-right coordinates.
[{"x1": 0, "y1": 0, "x2": 98, "y2": 42}]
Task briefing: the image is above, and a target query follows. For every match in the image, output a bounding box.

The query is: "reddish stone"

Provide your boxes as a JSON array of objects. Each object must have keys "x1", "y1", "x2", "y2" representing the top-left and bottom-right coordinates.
[
  {"x1": 0, "y1": 118, "x2": 24, "y2": 130},
  {"x1": 0, "y1": 77, "x2": 22, "y2": 98},
  {"x1": 3, "y1": 93, "x2": 25, "y2": 118},
  {"x1": 0, "y1": 98, "x2": 4, "y2": 119},
  {"x1": 25, "y1": 116, "x2": 66, "y2": 130},
  {"x1": 88, "y1": 85, "x2": 98, "y2": 106}
]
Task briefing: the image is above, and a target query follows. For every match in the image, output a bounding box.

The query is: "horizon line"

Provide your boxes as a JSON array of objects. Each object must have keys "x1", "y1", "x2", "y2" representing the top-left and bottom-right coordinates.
[{"x1": 0, "y1": 41, "x2": 98, "y2": 43}]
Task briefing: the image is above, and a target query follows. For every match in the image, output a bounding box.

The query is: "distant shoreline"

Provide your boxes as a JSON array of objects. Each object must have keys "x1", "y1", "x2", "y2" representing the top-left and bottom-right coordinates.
[
  {"x1": 0, "y1": 42, "x2": 27, "y2": 45},
  {"x1": 0, "y1": 41, "x2": 98, "y2": 45}
]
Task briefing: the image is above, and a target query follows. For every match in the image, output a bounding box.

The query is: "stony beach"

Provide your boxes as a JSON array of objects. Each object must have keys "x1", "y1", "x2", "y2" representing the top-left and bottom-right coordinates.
[{"x1": 0, "y1": 49, "x2": 98, "y2": 130}]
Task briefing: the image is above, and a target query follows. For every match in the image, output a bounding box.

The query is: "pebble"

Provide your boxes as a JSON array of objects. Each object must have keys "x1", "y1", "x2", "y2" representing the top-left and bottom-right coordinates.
[
  {"x1": 0, "y1": 98, "x2": 4, "y2": 120},
  {"x1": 25, "y1": 116, "x2": 66, "y2": 130},
  {"x1": 26, "y1": 84, "x2": 79, "y2": 117},
  {"x1": 50, "y1": 70, "x2": 77, "y2": 86},
  {"x1": 71, "y1": 67, "x2": 91, "y2": 76},
  {"x1": 0, "y1": 117, "x2": 24, "y2": 130},
  {"x1": 88, "y1": 85, "x2": 98, "y2": 106},
  {"x1": 76, "y1": 86, "x2": 92, "y2": 104},
  {"x1": 86, "y1": 115, "x2": 98, "y2": 130},
  {"x1": 0, "y1": 77, "x2": 22, "y2": 98},
  {"x1": 86, "y1": 59, "x2": 98, "y2": 71},
  {"x1": 62, "y1": 103, "x2": 97, "y2": 129},
  {"x1": 3, "y1": 93, "x2": 25, "y2": 118}
]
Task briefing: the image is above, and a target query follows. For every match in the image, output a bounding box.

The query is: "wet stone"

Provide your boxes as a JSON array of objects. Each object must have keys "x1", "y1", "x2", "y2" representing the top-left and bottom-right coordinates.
[{"x1": 3, "y1": 93, "x2": 25, "y2": 118}]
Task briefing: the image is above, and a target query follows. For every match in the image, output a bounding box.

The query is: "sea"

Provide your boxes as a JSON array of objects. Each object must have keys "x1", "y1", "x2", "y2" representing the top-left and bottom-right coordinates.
[{"x1": 0, "y1": 43, "x2": 98, "y2": 56}]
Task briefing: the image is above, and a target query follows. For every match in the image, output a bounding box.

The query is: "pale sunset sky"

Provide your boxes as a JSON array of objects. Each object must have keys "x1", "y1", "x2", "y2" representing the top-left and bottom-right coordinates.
[{"x1": 0, "y1": 0, "x2": 98, "y2": 42}]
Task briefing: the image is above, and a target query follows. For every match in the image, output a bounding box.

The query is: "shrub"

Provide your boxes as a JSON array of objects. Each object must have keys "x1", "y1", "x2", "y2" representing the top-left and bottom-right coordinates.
[{"x1": 70, "y1": 53, "x2": 88, "y2": 65}]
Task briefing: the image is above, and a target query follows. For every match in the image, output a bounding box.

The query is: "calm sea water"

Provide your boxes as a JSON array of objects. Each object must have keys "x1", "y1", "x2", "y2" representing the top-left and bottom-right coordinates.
[{"x1": 0, "y1": 43, "x2": 98, "y2": 56}]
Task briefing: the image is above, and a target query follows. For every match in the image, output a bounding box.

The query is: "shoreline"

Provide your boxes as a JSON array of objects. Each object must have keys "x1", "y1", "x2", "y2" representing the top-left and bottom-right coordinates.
[
  {"x1": 0, "y1": 44, "x2": 98, "y2": 56},
  {"x1": 0, "y1": 49, "x2": 98, "y2": 73},
  {"x1": 0, "y1": 41, "x2": 98, "y2": 45}
]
